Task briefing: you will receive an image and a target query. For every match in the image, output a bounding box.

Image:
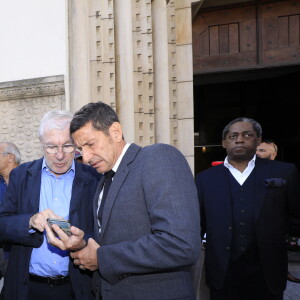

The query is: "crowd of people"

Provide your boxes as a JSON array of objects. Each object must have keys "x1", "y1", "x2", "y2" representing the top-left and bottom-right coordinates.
[
  {"x1": 0, "y1": 104, "x2": 299, "y2": 300},
  {"x1": 0, "y1": 102, "x2": 200, "y2": 300}
]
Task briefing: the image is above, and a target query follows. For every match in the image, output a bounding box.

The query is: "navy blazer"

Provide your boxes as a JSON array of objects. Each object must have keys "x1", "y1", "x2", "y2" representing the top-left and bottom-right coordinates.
[
  {"x1": 93, "y1": 143, "x2": 201, "y2": 300},
  {"x1": 0, "y1": 158, "x2": 101, "y2": 300},
  {"x1": 196, "y1": 157, "x2": 300, "y2": 294}
]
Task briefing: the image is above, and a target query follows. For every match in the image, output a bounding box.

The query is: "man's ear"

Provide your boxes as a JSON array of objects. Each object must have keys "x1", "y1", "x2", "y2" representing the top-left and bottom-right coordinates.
[
  {"x1": 256, "y1": 137, "x2": 262, "y2": 147},
  {"x1": 222, "y1": 140, "x2": 226, "y2": 149},
  {"x1": 109, "y1": 122, "x2": 123, "y2": 142},
  {"x1": 7, "y1": 153, "x2": 15, "y2": 163}
]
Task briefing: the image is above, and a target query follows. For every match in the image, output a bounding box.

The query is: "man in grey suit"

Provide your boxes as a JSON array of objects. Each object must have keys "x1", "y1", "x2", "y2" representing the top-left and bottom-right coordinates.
[{"x1": 47, "y1": 101, "x2": 201, "y2": 300}]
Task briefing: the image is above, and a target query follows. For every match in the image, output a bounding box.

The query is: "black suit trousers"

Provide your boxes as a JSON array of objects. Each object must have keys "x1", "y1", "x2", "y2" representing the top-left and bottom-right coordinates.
[{"x1": 210, "y1": 255, "x2": 283, "y2": 300}]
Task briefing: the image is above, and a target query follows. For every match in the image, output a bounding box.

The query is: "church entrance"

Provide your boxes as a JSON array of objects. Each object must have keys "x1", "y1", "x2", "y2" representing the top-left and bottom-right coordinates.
[
  {"x1": 192, "y1": 0, "x2": 300, "y2": 174},
  {"x1": 194, "y1": 65, "x2": 300, "y2": 174}
]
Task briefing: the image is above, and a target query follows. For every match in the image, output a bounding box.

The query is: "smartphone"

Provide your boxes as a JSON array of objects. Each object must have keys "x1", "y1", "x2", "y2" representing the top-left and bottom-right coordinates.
[{"x1": 47, "y1": 218, "x2": 72, "y2": 237}]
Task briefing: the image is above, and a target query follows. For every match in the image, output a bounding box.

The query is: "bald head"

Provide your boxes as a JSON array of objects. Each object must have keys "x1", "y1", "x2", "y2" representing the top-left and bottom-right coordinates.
[{"x1": 256, "y1": 141, "x2": 277, "y2": 160}]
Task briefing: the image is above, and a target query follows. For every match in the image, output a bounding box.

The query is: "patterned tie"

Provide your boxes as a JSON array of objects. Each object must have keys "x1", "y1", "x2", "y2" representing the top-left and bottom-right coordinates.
[{"x1": 98, "y1": 170, "x2": 115, "y2": 225}]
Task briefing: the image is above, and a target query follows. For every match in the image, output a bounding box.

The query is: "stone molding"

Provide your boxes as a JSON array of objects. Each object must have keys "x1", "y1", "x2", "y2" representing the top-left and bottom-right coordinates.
[{"x1": 0, "y1": 78, "x2": 65, "y2": 101}]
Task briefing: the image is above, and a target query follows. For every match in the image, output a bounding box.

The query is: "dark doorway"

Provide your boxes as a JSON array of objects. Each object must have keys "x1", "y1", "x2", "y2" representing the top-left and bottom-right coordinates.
[{"x1": 194, "y1": 66, "x2": 300, "y2": 174}]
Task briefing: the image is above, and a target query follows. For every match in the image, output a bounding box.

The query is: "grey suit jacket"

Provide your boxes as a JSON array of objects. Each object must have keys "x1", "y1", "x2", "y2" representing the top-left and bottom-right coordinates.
[{"x1": 92, "y1": 143, "x2": 201, "y2": 300}]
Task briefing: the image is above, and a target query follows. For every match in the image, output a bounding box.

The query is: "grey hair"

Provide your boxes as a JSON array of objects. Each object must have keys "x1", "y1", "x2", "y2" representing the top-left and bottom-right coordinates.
[
  {"x1": 0, "y1": 142, "x2": 21, "y2": 164},
  {"x1": 39, "y1": 110, "x2": 73, "y2": 139},
  {"x1": 222, "y1": 117, "x2": 262, "y2": 140}
]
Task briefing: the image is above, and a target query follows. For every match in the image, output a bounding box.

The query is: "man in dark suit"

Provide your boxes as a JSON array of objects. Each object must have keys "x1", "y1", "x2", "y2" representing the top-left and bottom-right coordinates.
[
  {"x1": 256, "y1": 140, "x2": 300, "y2": 284},
  {"x1": 196, "y1": 117, "x2": 300, "y2": 300},
  {"x1": 0, "y1": 110, "x2": 100, "y2": 300},
  {"x1": 48, "y1": 101, "x2": 201, "y2": 300},
  {"x1": 0, "y1": 142, "x2": 21, "y2": 279}
]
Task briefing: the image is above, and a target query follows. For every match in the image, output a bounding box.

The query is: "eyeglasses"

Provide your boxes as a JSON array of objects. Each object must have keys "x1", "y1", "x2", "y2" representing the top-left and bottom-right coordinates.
[
  {"x1": 226, "y1": 132, "x2": 255, "y2": 141},
  {"x1": 43, "y1": 144, "x2": 76, "y2": 154},
  {"x1": 0, "y1": 152, "x2": 9, "y2": 155}
]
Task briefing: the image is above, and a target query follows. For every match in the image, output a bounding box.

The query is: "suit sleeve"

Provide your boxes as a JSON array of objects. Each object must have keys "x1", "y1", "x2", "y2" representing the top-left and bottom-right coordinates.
[
  {"x1": 98, "y1": 144, "x2": 201, "y2": 284},
  {"x1": 287, "y1": 164, "x2": 300, "y2": 235},
  {"x1": 0, "y1": 168, "x2": 43, "y2": 247},
  {"x1": 195, "y1": 173, "x2": 206, "y2": 240}
]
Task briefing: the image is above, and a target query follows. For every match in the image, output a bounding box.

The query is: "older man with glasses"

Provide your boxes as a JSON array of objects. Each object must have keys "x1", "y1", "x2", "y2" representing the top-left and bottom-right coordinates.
[{"x1": 0, "y1": 110, "x2": 101, "y2": 300}]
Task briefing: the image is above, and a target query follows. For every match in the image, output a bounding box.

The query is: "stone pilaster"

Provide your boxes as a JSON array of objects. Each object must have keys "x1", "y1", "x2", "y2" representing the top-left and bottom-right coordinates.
[
  {"x1": 152, "y1": 0, "x2": 171, "y2": 144},
  {"x1": 68, "y1": 0, "x2": 90, "y2": 113},
  {"x1": 114, "y1": 0, "x2": 135, "y2": 143},
  {"x1": 174, "y1": 0, "x2": 196, "y2": 173}
]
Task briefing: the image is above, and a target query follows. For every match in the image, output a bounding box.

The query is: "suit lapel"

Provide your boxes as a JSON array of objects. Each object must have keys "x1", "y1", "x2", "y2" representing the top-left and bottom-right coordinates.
[
  {"x1": 100, "y1": 166, "x2": 129, "y2": 240},
  {"x1": 219, "y1": 166, "x2": 233, "y2": 222},
  {"x1": 69, "y1": 163, "x2": 85, "y2": 224},
  {"x1": 99, "y1": 144, "x2": 141, "y2": 241},
  {"x1": 28, "y1": 159, "x2": 43, "y2": 212},
  {"x1": 69, "y1": 177, "x2": 83, "y2": 219},
  {"x1": 254, "y1": 159, "x2": 270, "y2": 220}
]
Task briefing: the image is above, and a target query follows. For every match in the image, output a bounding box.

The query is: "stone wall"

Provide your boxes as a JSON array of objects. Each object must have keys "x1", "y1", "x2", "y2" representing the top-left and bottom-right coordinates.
[{"x1": 0, "y1": 75, "x2": 65, "y2": 163}]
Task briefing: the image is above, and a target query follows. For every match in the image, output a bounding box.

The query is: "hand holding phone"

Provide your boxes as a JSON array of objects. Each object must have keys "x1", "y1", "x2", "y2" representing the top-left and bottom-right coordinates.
[{"x1": 47, "y1": 218, "x2": 72, "y2": 237}]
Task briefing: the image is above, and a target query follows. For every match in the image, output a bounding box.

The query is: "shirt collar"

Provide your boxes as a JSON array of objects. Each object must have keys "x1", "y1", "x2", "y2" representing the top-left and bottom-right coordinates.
[
  {"x1": 42, "y1": 158, "x2": 75, "y2": 175},
  {"x1": 111, "y1": 143, "x2": 131, "y2": 173},
  {"x1": 223, "y1": 154, "x2": 256, "y2": 170}
]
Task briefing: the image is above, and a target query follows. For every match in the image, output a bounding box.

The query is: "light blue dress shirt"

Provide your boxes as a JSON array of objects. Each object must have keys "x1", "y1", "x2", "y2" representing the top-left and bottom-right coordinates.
[{"x1": 29, "y1": 159, "x2": 75, "y2": 277}]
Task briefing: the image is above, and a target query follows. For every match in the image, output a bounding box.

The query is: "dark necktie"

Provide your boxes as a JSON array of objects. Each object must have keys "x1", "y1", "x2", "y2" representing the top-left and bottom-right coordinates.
[{"x1": 98, "y1": 170, "x2": 115, "y2": 225}]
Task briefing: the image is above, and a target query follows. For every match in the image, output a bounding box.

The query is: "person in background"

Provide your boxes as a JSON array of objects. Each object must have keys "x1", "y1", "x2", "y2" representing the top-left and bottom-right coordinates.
[
  {"x1": 0, "y1": 110, "x2": 101, "y2": 300},
  {"x1": 0, "y1": 142, "x2": 21, "y2": 279},
  {"x1": 0, "y1": 142, "x2": 21, "y2": 204},
  {"x1": 196, "y1": 117, "x2": 300, "y2": 300},
  {"x1": 47, "y1": 101, "x2": 201, "y2": 300},
  {"x1": 256, "y1": 140, "x2": 300, "y2": 284},
  {"x1": 256, "y1": 140, "x2": 277, "y2": 160}
]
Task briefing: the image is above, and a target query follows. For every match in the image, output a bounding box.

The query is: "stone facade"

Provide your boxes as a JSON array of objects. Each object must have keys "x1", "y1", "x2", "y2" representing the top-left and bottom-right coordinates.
[
  {"x1": 68, "y1": 0, "x2": 199, "y2": 173},
  {"x1": 0, "y1": 75, "x2": 65, "y2": 163},
  {"x1": 0, "y1": 0, "x2": 200, "y2": 172}
]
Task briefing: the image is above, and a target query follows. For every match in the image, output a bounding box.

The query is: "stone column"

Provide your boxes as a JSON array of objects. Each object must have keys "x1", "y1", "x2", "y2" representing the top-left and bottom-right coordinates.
[
  {"x1": 114, "y1": 0, "x2": 135, "y2": 143},
  {"x1": 175, "y1": 0, "x2": 195, "y2": 173},
  {"x1": 68, "y1": 0, "x2": 90, "y2": 113},
  {"x1": 152, "y1": 0, "x2": 171, "y2": 143}
]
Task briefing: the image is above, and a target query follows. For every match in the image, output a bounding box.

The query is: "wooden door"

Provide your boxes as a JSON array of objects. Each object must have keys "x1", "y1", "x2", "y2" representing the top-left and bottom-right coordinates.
[{"x1": 193, "y1": 0, "x2": 300, "y2": 74}]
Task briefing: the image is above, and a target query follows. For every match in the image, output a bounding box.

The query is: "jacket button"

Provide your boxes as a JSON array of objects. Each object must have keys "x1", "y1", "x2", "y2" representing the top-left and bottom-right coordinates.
[
  {"x1": 228, "y1": 226, "x2": 232, "y2": 230},
  {"x1": 226, "y1": 246, "x2": 230, "y2": 251}
]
